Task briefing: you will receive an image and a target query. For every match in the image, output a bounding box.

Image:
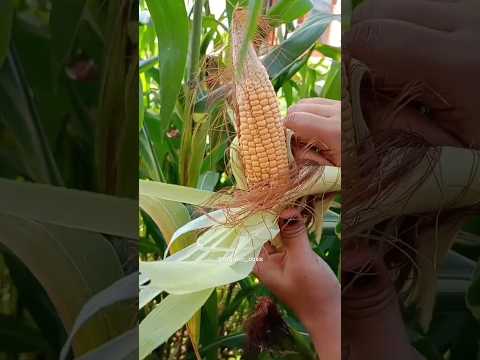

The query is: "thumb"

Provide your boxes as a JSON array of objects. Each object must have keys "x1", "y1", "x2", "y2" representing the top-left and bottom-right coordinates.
[{"x1": 278, "y1": 209, "x2": 310, "y2": 254}]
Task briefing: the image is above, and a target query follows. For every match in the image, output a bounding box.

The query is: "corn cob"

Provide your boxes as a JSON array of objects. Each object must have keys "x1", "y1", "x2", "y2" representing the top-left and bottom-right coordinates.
[{"x1": 232, "y1": 8, "x2": 290, "y2": 189}]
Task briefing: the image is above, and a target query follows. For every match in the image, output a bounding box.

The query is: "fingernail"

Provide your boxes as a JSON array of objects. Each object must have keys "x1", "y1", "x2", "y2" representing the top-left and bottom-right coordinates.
[
  {"x1": 285, "y1": 217, "x2": 298, "y2": 225},
  {"x1": 279, "y1": 218, "x2": 296, "y2": 232}
]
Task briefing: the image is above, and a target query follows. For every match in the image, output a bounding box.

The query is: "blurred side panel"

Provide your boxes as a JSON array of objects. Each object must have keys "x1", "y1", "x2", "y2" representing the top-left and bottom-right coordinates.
[
  {"x1": 0, "y1": 1, "x2": 138, "y2": 359},
  {"x1": 342, "y1": 0, "x2": 480, "y2": 359}
]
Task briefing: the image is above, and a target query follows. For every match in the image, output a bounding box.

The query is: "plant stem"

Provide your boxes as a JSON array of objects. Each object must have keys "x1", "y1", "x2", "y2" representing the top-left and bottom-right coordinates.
[
  {"x1": 204, "y1": 0, "x2": 210, "y2": 16},
  {"x1": 142, "y1": 126, "x2": 166, "y2": 182},
  {"x1": 187, "y1": 0, "x2": 204, "y2": 85}
]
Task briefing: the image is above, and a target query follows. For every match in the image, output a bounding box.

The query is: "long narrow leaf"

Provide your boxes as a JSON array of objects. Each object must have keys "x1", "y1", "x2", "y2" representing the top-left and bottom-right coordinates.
[
  {"x1": 0, "y1": 51, "x2": 64, "y2": 185},
  {"x1": 0, "y1": 178, "x2": 137, "y2": 239},
  {"x1": 139, "y1": 180, "x2": 231, "y2": 206},
  {"x1": 0, "y1": 0, "x2": 14, "y2": 67},
  {"x1": 139, "y1": 289, "x2": 214, "y2": 359},
  {"x1": 237, "y1": 0, "x2": 263, "y2": 76},
  {"x1": 49, "y1": 0, "x2": 87, "y2": 76},
  {"x1": 60, "y1": 274, "x2": 138, "y2": 360},
  {"x1": 74, "y1": 328, "x2": 138, "y2": 360},
  {"x1": 267, "y1": 0, "x2": 313, "y2": 26},
  {"x1": 263, "y1": 9, "x2": 337, "y2": 80},
  {"x1": 140, "y1": 195, "x2": 195, "y2": 254},
  {"x1": 0, "y1": 215, "x2": 128, "y2": 356},
  {"x1": 146, "y1": 0, "x2": 189, "y2": 136}
]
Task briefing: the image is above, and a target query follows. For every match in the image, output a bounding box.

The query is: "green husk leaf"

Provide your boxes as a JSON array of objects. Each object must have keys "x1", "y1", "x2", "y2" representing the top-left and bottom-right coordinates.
[{"x1": 139, "y1": 289, "x2": 214, "y2": 359}]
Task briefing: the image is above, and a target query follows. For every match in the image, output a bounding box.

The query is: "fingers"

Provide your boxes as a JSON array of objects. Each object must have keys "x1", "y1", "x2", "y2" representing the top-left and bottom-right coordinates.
[
  {"x1": 263, "y1": 241, "x2": 277, "y2": 255},
  {"x1": 362, "y1": 93, "x2": 463, "y2": 146},
  {"x1": 345, "y1": 19, "x2": 451, "y2": 107},
  {"x1": 253, "y1": 246, "x2": 269, "y2": 278},
  {"x1": 253, "y1": 243, "x2": 284, "y2": 283},
  {"x1": 288, "y1": 102, "x2": 340, "y2": 118},
  {"x1": 295, "y1": 97, "x2": 339, "y2": 106},
  {"x1": 291, "y1": 145, "x2": 335, "y2": 166},
  {"x1": 285, "y1": 112, "x2": 339, "y2": 144},
  {"x1": 285, "y1": 111, "x2": 341, "y2": 165},
  {"x1": 353, "y1": 0, "x2": 459, "y2": 32},
  {"x1": 278, "y1": 209, "x2": 311, "y2": 255}
]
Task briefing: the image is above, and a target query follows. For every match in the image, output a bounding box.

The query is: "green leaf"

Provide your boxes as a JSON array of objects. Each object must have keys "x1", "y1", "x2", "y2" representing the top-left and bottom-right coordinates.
[
  {"x1": 140, "y1": 193, "x2": 202, "y2": 351},
  {"x1": 71, "y1": 328, "x2": 137, "y2": 360},
  {"x1": 0, "y1": 314, "x2": 50, "y2": 353},
  {"x1": 263, "y1": 9, "x2": 336, "y2": 80},
  {"x1": 139, "y1": 289, "x2": 214, "y2": 359},
  {"x1": 320, "y1": 60, "x2": 341, "y2": 100},
  {"x1": 200, "y1": 291, "x2": 219, "y2": 360},
  {"x1": 141, "y1": 209, "x2": 167, "y2": 255},
  {"x1": 50, "y1": 0, "x2": 87, "y2": 69},
  {"x1": 197, "y1": 171, "x2": 220, "y2": 191},
  {"x1": 146, "y1": 0, "x2": 189, "y2": 138},
  {"x1": 283, "y1": 80, "x2": 293, "y2": 107},
  {"x1": 139, "y1": 127, "x2": 163, "y2": 181},
  {"x1": 199, "y1": 333, "x2": 247, "y2": 355},
  {"x1": 317, "y1": 43, "x2": 341, "y2": 61},
  {"x1": 201, "y1": 132, "x2": 228, "y2": 173},
  {"x1": 0, "y1": 215, "x2": 129, "y2": 357},
  {"x1": 267, "y1": 0, "x2": 313, "y2": 26},
  {"x1": 0, "y1": 178, "x2": 138, "y2": 239},
  {"x1": 220, "y1": 284, "x2": 259, "y2": 323},
  {"x1": 187, "y1": 0, "x2": 205, "y2": 83},
  {"x1": 273, "y1": 50, "x2": 311, "y2": 90},
  {"x1": 237, "y1": 0, "x2": 264, "y2": 75},
  {"x1": 139, "y1": 180, "x2": 230, "y2": 206},
  {"x1": 467, "y1": 260, "x2": 480, "y2": 321},
  {"x1": 188, "y1": 117, "x2": 210, "y2": 187},
  {"x1": 140, "y1": 212, "x2": 278, "y2": 294},
  {"x1": 139, "y1": 57, "x2": 157, "y2": 73},
  {"x1": 139, "y1": 81, "x2": 144, "y2": 129},
  {"x1": 0, "y1": 0, "x2": 14, "y2": 67},
  {"x1": 139, "y1": 195, "x2": 195, "y2": 254},
  {"x1": 59, "y1": 274, "x2": 137, "y2": 360},
  {"x1": 143, "y1": 111, "x2": 175, "y2": 173},
  {"x1": 0, "y1": 50, "x2": 64, "y2": 185}
]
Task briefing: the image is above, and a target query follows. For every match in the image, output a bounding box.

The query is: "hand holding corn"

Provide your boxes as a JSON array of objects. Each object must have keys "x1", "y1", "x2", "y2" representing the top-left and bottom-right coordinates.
[
  {"x1": 286, "y1": 98, "x2": 341, "y2": 166},
  {"x1": 346, "y1": 0, "x2": 480, "y2": 148},
  {"x1": 254, "y1": 208, "x2": 340, "y2": 360},
  {"x1": 342, "y1": 248, "x2": 424, "y2": 360}
]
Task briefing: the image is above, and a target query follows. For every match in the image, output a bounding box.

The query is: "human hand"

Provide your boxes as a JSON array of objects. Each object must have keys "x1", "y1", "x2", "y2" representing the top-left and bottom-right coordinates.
[
  {"x1": 254, "y1": 208, "x2": 340, "y2": 359},
  {"x1": 360, "y1": 92, "x2": 463, "y2": 147},
  {"x1": 342, "y1": 246, "x2": 424, "y2": 360},
  {"x1": 345, "y1": 0, "x2": 480, "y2": 148},
  {"x1": 286, "y1": 98, "x2": 341, "y2": 166}
]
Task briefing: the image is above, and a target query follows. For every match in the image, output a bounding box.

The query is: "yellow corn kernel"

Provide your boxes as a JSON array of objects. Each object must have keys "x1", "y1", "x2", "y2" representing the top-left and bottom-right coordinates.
[{"x1": 232, "y1": 8, "x2": 290, "y2": 189}]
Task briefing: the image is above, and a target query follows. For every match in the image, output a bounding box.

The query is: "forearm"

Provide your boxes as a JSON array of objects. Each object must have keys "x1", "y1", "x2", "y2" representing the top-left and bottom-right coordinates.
[
  {"x1": 312, "y1": 303, "x2": 341, "y2": 359},
  {"x1": 343, "y1": 291, "x2": 421, "y2": 360},
  {"x1": 300, "y1": 285, "x2": 341, "y2": 360}
]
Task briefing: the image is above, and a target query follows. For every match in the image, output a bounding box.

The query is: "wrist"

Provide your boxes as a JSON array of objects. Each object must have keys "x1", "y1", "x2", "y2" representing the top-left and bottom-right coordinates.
[{"x1": 297, "y1": 283, "x2": 341, "y2": 333}]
